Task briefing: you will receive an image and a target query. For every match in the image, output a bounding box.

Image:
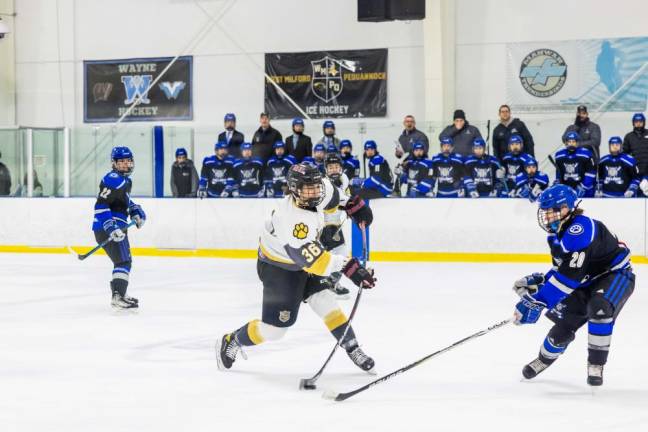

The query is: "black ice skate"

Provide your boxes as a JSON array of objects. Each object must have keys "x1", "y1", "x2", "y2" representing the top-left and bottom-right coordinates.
[
  {"x1": 522, "y1": 357, "x2": 554, "y2": 379},
  {"x1": 124, "y1": 295, "x2": 139, "y2": 305},
  {"x1": 346, "y1": 345, "x2": 376, "y2": 374},
  {"x1": 111, "y1": 293, "x2": 138, "y2": 310},
  {"x1": 587, "y1": 363, "x2": 604, "y2": 386},
  {"x1": 216, "y1": 333, "x2": 246, "y2": 371}
]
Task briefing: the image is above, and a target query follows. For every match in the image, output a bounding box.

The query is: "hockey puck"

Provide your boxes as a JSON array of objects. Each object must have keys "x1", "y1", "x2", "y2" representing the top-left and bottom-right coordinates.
[{"x1": 299, "y1": 379, "x2": 316, "y2": 390}]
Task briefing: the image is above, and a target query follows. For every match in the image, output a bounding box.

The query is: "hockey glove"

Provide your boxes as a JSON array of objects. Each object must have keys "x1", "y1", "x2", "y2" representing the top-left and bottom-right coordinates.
[
  {"x1": 342, "y1": 258, "x2": 376, "y2": 289},
  {"x1": 128, "y1": 204, "x2": 146, "y2": 229},
  {"x1": 106, "y1": 223, "x2": 126, "y2": 243},
  {"x1": 469, "y1": 190, "x2": 479, "y2": 199},
  {"x1": 406, "y1": 188, "x2": 418, "y2": 198},
  {"x1": 641, "y1": 178, "x2": 648, "y2": 196},
  {"x1": 624, "y1": 188, "x2": 636, "y2": 198},
  {"x1": 231, "y1": 189, "x2": 240, "y2": 198},
  {"x1": 265, "y1": 186, "x2": 274, "y2": 198},
  {"x1": 513, "y1": 272, "x2": 545, "y2": 297},
  {"x1": 514, "y1": 294, "x2": 546, "y2": 325},
  {"x1": 345, "y1": 195, "x2": 373, "y2": 227},
  {"x1": 197, "y1": 187, "x2": 207, "y2": 199},
  {"x1": 220, "y1": 189, "x2": 230, "y2": 198},
  {"x1": 350, "y1": 177, "x2": 364, "y2": 188},
  {"x1": 595, "y1": 189, "x2": 603, "y2": 198},
  {"x1": 576, "y1": 185, "x2": 586, "y2": 198}
]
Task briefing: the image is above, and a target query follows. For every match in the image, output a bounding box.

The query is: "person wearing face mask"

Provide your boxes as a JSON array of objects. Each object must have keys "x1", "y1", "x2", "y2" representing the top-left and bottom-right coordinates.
[
  {"x1": 218, "y1": 113, "x2": 245, "y2": 159},
  {"x1": 170, "y1": 148, "x2": 199, "y2": 197},
  {"x1": 622, "y1": 113, "x2": 648, "y2": 197},
  {"x1": 562, "y1": 105, "x2": 601, "y2": 163},
  {"x1": 285, "y1": 118, "x2": 313, "y2": 163},
  {"x1": 492, "y1": 105, "x2": 535, "y2": 160},
  {"x1": 317, "y1": 120, "x2": 340, "y2": 149},
  {"x1": 437, "y1": 110, "x2": 483, "y2": 157}
]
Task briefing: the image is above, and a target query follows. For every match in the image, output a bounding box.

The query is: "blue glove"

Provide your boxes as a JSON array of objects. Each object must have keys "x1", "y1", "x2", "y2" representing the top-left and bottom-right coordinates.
[
  {"x1": 350, "y1": 177, "x2": 364, "y2": 188},
  {"x1": 104, "y1": 220, "x2": 125, "y2": 242},
  {"x1": 128, "y1": 204, "x2": 146, "y2": 229},
  {"x1": 514, "y1": 294, "x2": 546, "y2": 325},
  {"x1": 576, "y1": 185, "x2": 586, "y2": 198},
  {"x1": 197, "y1": 186, "x2": 207, "y2": 199},
  {"x1": 513, "y1": 272, "x2": 545, "y2": 297}
]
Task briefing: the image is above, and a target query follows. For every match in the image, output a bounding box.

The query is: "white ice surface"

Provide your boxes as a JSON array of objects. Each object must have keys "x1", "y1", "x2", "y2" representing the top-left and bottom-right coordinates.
[{"x1": 1, "y1": 254, "x2": 647, "y2": 432}]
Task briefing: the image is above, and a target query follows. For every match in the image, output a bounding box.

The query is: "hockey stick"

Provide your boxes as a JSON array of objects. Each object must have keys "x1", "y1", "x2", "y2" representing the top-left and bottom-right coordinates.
[
  {"x1": 322, "y1": 317, "x2": 513, "y2": 402},
  {"x1": 76, "y1": 221, "x2": 137, "y2": 261},
  {"x1": 299, "y1": 223, "x2": 369, "y2": 390},
  {"x1": 547, "y1": 155, "x2": 556, "y2": 168}
]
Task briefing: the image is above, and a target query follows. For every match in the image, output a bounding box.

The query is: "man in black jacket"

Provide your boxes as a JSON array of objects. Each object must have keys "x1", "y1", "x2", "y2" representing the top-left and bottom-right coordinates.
[
  {"x1": 170, "y1": 148, "x2": 199, "y2": 197},
  {"x1": 562, "y1": 105, "x2": 601, "y2": 162},
  {"x1": 217, "y1": 113, "x2": 245, "y2": 159},
  {"x1": 493, "y1": 105, "x2": 535, "y2": 159},
  {"x1": 0, "y1": 151, "x2": 12, "y2": 196},
  {"x1": 285, "y1": 117, "x2": 312, "y2": 162},
  {"x1": 251, "y1": 112, "x2": 283, "y2": 163},
  {"x1": 623, "y1": 112, "x2": 648, "y2": 196},
  {"x1": 438, "y1": 109, "x2": 482, "y2": 157}
]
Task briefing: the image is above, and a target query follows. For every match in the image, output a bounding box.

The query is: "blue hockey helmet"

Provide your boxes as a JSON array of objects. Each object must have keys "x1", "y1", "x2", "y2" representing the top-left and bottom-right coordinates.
[
  {"x1": 175, "y1": 147, "x2": 188, "y2": 158},
  {"x1": 292, "y1": 117, "x2": 304, "y2": 127},
  {"x1": 508, "y1": 134, "x2": 523, "y2": 145},
  {"x1": 326, "y1": 144, "x2": 338, "y2": 153},
  {"x1": 565, "y1": 131, "x2": 580, "y2": 142},
  {"x1": 537, "y1": 184, "x2": 578, "y2": 233},
  {"x1": 472, "y1": 138, "x2": 486, "y2": 148},
  {"x1": 323, "y1": 120, "x2": 335, "y2": 130},
  {"x1": 523, "y1": 156, "x2": 538, "y2": 167},
  {"x1": 111, "y1": 146, "x2": 134, "y2": 176},
  {"x1": 632, "y1": 113, "x2": 645, "y2": 124},
  {"x1": 608, "y1": 136, "x2": 622, "y2": 146},
  {"x1": 440, "y1": 136, "x2": 454, "y2": 147},
  {"x1": 364, "y1": 140, "x2": 378, "y2": 151},
  {"x1": 413, "y1": 141, "x2": 425, "y2": 151},
  {"x1": 215, "y1": 140, "x2": 229, "y2": 150},
  {"x1": 224, "y1": 113, "x2": 236, "y2": 122},
  {"x1": 273, "y1": 140, "x2": 285, "y2": 149},
  {"x1": 313, "y1": 143, "x2": 326, "y2": 153},
  {"x1": 241, "y1": 142, "x2": 252, "y2": 151},
  {"x1": 339, "y1": 139, "x2": 352, "y2": 150}
]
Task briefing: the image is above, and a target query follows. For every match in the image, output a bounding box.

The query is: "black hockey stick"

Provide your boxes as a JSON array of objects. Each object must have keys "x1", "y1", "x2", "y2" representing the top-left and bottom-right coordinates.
[
  {"x1": 322, "y1": 317, "x2": 513, "y2": 402},
  {"x1": 299, "y1": 224, "x2": 369, "y2": 390},
  {"x1": 547, "y1": 155, "x2": 557, "y2": 168},
  {"x1": 76, "y1": 221, "x2": 137, "y2": 261}
]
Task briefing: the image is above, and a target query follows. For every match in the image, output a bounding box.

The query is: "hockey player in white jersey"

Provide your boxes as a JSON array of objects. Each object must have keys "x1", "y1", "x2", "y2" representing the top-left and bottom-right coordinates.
[{"x1": 216, "y1": 163, "x2": 376, "y2": 373}]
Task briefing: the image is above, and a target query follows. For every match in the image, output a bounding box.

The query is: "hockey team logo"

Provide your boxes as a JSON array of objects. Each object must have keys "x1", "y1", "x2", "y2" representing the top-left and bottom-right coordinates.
[
  {"x1": 569, "y1": 224, "x2": 584, "y2": 235},
  {"x1": 293, "y1": 223, "x2": 309, "y2": 240},
  {"x1": 121, "y1": 75, "x2": 153, "y2": 105},
  {"x1": 519, "y1": 49, "x2": 567, "y2": 98},
  {"x1": 241, "y1": 169, "x2": 254, "y2": 179},
  {"x1": 604, "y1": 166, "x2": 623, "y2": 184},
  {"x1": 159, "y1": 81, "x2": 186, "y2": 100},
  {"x1": 475, "y1": 167, "x2": 492, "y2": 185},
  {"x1": 564, "y1": 162, "x2": 581, "y2": 181},
  {"x1": 272, "y1": 167, "x2": 285, "y2": 178},
  {"x1": 311, "y1": 56, "x2": 356, "y2": 102},
  {"x1": 213, "y1": 169, "x2": 225, "y2": 179},
  {"x1": 278, "y1": 310, "x2": 291, "y2": 323},
  {"x1": 92, "y1": 82, "x2": 113, "y2": 102}
]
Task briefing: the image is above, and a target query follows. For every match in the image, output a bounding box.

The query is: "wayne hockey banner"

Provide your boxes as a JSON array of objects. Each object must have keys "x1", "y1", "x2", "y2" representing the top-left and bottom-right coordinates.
[
  {"x1": 507, "y1": 37, "x2": 648, "y2": 113},
  {"x1": 265, "y1": 49, "x2": 388, "y2": 119},
  {"x1": 84, "y1": 56, "x2": 193, "y2": 122}
]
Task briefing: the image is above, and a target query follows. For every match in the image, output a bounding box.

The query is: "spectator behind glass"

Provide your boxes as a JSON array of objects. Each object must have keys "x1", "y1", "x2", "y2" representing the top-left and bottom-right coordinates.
[
  {"x1": 0, "y1": 151, "x2": 11, "y2": 196},
  {"x1": 438, "y1": 110, "x2": 482, "y2": 157},
  {"x1": 623, "y1": 113, "x2": 648, "y2": 197},
  {"x1": 396, "y1": 115, "x2": 429, "y2": 160},
  {"x1": 170, "y1": 148, "x2": 199, "y2": 197},
  {"x1": 562, "y1": 105, "x2": 601, "y2": 162},
  {"x1": 218, "y1": 113, "x2": 245, "y2": 159},
  {"x1": 317, "y1": 120, "x2": 340, "y2": 149},
  {"x1": 492, "y1": 105, "x2": 535, "y2": 159},
  {"x1": 285, "y1": 117, "x2": 312, "y2": 162},
  {"x1": 251, "y1": 112, "x2": 283, "y2": 163},
  {"x1": 16, "y1": 170, "x2": 43, "y2": 197}
]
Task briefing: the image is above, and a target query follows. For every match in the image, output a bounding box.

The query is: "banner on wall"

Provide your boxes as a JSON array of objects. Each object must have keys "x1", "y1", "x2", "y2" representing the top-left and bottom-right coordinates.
[
  {"x1": 507, "y1": 38, "x2": 648, "y2": 113},
  {"x1": 264, "y1": 49, "x2": 388, "y2": 119},
  {"x1": 84, "y1": 56, "x2": 193, "y2": 123}
]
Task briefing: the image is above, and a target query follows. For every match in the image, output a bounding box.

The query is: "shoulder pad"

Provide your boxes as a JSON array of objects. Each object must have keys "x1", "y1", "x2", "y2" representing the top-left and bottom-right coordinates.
[
  {"x1": 621, "y1": 154, "x2": 636, "y2": 165},
  {"x1": 233, "y1": 159, "x2": 243, "y2": 167},
  {"x1": 371, "y1": 155, "x2": 385, "y2": 164},
  {"x1": 576, "y1": 147, "x2": 593, "y2": 157},
  {"x1": 555, "y1": 149, "x2": 568, "y2": 158},
  {"x1": 203, "y1": 155, "x2": 215, "y2": 164},
  {"x1": 599, "y1": 155, "x2": 611, "y2": 164},
  {"x1": 560, "y1": 215, "x2": 595, "y2": 252},
  {"x1": 102, "y1": 172, "x2": 127, "y2": 189},
  {"x1": 253, "y1": 158, "x2": 264, "y2": 165},
  {"x1": 465, "y1": 156, "x2": 476, "y2": 164},
  {"x1": 286, "y1": 155, "x2": 297, "y2": 164},
  {"x1": 267, "y1": 157, "x2": 278, "y2": 164}
]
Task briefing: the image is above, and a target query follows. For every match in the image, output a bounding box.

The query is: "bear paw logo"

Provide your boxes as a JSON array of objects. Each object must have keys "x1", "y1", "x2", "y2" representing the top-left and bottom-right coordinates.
[{"x1": 293, "y1": 223, "x2": 309, "y2": 240}]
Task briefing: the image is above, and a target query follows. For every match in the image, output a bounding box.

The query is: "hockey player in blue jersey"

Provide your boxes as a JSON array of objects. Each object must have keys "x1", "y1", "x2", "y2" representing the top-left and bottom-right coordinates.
[
  {"x1": 596, "y1": 136, "x2": 639, "y2": 198},
  {"x1": 93, "y1": 147, "x2": 145, "y2": 310},
  {"x1": 515, "y1": 157, "x2": 550, "y2": 201},
  {"x1": 198, "y1": 141, "x2": 235, "y2": 198},
  {"x1": 339, "y1": 140, "x2": 361, "y2": 181},
  {"x1": 430, "y1": 137, "x2": 466, "y2": 198},
  {"x1": 233, "y1": 143, "x2": 264, "y2": 198},
  {"x1": 512, "y1": 184, "x2": 634, "y2": 386},
  {"x1": 501, "y1": 134, "x2": 532, "y2": 196},
  {"x1": 303, "y1": 143, "x2": 326, "y2": 174},
  {"x1": 554, "y1": 131, "x2": 596, "y2": 197},
  {"x1": 464, "y1": 138, "x2": 503, "y2": 198},
  {"x1": 400, "y1": 142, "x2": 434, "y2": 198},
  {"x1": 359, "y1": 140, "x2": 393, "y2": 199},
  {"x1": 264, "y1": 141, "x2": 296, "y2": 198}
]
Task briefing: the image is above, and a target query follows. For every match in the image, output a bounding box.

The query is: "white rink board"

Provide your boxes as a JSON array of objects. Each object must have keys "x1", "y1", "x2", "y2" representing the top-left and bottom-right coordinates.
[{"x1": 0, "y1": 198, "x2": 645, "y2": 257}]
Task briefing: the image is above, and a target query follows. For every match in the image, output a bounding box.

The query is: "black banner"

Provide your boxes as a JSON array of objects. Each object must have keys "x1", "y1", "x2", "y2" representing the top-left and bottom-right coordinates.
[
  {"x1": 265, "y1": 49, "x2": 388, "y2": 119},
  {"x1": 84, "y1": 56, "x2": 193, "y2": 123}
]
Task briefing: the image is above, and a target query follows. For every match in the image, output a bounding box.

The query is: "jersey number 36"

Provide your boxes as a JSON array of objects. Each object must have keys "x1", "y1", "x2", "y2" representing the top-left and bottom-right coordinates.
[{"x1": 301, "y1": 243, "x2": 323, "y2": 264}]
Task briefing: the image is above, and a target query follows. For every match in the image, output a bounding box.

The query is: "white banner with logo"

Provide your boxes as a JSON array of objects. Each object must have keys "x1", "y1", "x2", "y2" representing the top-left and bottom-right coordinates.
[{"x1": 507, "y1": 37, "x2": 648, "y2": 113}]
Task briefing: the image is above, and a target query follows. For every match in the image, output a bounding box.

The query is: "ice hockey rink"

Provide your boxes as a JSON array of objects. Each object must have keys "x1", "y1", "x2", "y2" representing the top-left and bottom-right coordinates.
[{"x1": 1, "y1": 253, "x2": 646, "y2": 432}]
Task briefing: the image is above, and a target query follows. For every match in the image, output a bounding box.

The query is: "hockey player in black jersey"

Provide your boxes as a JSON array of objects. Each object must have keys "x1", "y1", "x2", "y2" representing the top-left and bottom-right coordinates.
[
  {"x1": 430, "y1": 137, "x2": 466, "y2": 198},
  {"x1": 464, "y1": 138, "x2": 503, "y2": 198},
  {"x1": 596, "y1": 136, "x2": 640, "y2": 198},
  {"x1": 398, "y1": 142, "x2": 434, "y2": 198},
  {"x1": 339, "y1": 140, "x2": 361, "y2": 181},
  {"x1": 92, "y1": 147, "x2": 146, "y2": 310},
  {"x1": 514, "y1": 157, "x2": 549, "y2": 201},
  {"x1": 198, "y1": 141, "x2": 235, "y2": 198},
  {"x1": 360, "y1": 140, "x2": 393, "y2": 199},
  {"x1": 554, "y1": 131, "x2": 596, "y2": 198},
  {"x1": 513, "y1": 184, "x2": 634, "y2": 386},
  {"x1": 232, "y1": 143, "x2": 265, "y2": 198},
  {"x1": 264, "y1": 141, "x2": 296, "y2": 198},
  {"x1": 501, "y1": 134, "x2": 532, "y2": 196}
]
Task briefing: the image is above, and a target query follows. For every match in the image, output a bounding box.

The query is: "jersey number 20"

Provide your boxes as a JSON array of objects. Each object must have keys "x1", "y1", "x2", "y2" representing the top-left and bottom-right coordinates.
[{"x1": 569, "y1": 251, "x2": 585, "y2": 268}]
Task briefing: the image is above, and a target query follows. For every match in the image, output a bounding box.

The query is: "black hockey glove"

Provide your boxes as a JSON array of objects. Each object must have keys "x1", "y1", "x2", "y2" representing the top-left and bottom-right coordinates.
[
  {"x1": 345, "y1": 195, "x2": 373, "y2": 227},
  {"x1": 342, "y1": 258, "x2": 376, "y2": 289}
]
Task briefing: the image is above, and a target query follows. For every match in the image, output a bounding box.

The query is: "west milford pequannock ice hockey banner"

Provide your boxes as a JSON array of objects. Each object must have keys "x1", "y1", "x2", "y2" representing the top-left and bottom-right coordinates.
[
  {"x1": 84, "y1": 56, "x2": 193, "y2": 123},
  {"x1": 264, "y1": 49, "x2": 388, "y2": 119},
  {"x1": 507, "y1": 37, "x2": 648, "y2": 113}
]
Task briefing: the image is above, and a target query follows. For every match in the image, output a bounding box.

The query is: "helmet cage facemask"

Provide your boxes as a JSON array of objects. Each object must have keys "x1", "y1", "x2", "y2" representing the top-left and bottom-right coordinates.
[{"x1": 112, "y1": 158, "x2": 135, "y2": 176}]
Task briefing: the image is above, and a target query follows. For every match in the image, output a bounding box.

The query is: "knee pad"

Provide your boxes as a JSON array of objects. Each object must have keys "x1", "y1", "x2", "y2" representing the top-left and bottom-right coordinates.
[
  {"x1": 306, "y1": 290, "x2": 347, "y2": 331},
  {"x1": 547, "y1": 324, "x2": 576, "y2": 347},
  {"x1": 256, "y1": 321, "x2": 288, "y2": 342},
  {"x1": 587, "y1": 295, "x2": 614, "y2": 320}
]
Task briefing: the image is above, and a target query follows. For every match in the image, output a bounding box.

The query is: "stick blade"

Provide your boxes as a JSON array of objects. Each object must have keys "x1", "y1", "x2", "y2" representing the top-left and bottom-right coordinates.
[
  {"x1": 299, "y1": 378, "x2": 317, "y2": 391},
  {"x1": 322, "y1": 390, "x2": 341, "y2": 401}
]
